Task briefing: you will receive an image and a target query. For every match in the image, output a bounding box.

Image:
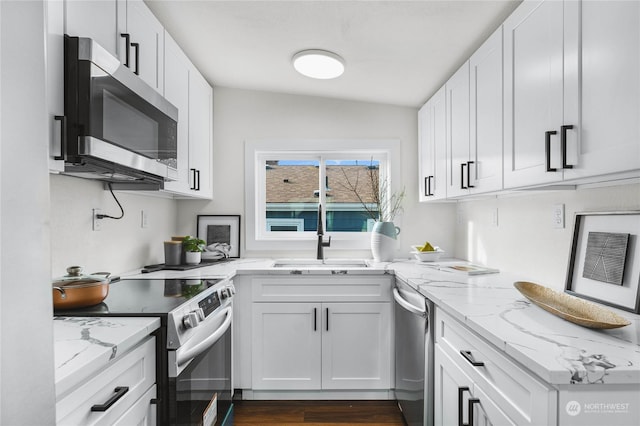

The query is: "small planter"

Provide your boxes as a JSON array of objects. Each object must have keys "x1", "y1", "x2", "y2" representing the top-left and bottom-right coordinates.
[{"x1": 185, "y1": 251, "x2": 202, "y2": 265}]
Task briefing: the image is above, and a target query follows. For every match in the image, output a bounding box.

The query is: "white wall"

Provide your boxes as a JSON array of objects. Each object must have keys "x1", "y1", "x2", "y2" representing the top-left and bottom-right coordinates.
[
  {"x1": 176, "y1": 86, "x2": 457, "y2": 258},
  {"x1": 455, "y1": 182, "x2": 640, "y2": 290},
  {"x1": 1, "y1": 1, "x2": 55, "y2": 423},
  {"x1": 49, "y1": 175, "x2": 179, "y2": 275}
]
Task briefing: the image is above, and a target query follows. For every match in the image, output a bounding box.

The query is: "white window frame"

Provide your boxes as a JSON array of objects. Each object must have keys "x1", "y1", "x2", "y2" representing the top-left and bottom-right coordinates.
[{"x1": 245, "y1": 139, "x2": 401, "y2": 251}]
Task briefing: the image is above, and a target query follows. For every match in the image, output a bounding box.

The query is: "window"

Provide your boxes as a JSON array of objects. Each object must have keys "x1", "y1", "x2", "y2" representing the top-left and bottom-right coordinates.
[{"x1": 245, "y1": 139, "x2": 401, "y2": 251}]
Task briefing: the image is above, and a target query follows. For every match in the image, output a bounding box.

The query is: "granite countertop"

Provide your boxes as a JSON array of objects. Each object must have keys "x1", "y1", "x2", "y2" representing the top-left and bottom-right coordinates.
[
  {"x1": 54, "y1": 316, "x2": 160, "y2": 400},
  {"x1": 120, "y1": 257, "x2": 640, "y2": 386}
]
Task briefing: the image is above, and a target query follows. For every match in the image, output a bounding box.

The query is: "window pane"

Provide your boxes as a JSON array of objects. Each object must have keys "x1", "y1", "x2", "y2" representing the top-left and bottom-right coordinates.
[
  {"x1": 265, "y1": 160, "x2": 320, "y2": 232},
  {"x1": 325, "y1": 159, "x2": 379, "y2": 232}
]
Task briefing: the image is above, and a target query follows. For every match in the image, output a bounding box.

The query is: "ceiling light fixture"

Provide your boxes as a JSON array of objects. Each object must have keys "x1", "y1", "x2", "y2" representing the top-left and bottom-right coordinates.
[{"x1": 292, "y1": 49, "x2": 345, "y2": 80}]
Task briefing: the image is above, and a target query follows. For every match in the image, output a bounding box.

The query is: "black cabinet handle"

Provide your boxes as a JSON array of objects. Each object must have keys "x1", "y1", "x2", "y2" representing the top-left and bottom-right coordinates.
[
  {"x1": 325, "y1": 307, "x2": 329, "y2": 331},
  {"x1": 458, "y1": 386, "x2": 470, "y2": 426},
  {"x1": 561, "y1": 125, "x2": 574, "y2": 169},
  {"x1": 190, "y1": 168, "x2": 197, "y2": 190},
  {"x1": 466, "y1": 161, "x2": 475, "y2": 188},
  {"x1": 195, "y1": 169, "x2": 200, "y2": 191},
  {"x1": 424, "y1": 176, "x2": 429, "y2": 197},
  {"x1": 460, "y1": 350, "x2": 485, "y2": 367},
  {"x1": 460, "y1": 163, "x2": 467, "y2": 189},
  {"x1": 120, "y1": 33, "x2": 130, "y2": 68},
  {"x1": 53, "y1": 115, "x2": 66, "y2": 160},
  {"x1": 428, "y1": 176, "x2": 434, "y2": 196},
  {"x1": 313, "y1": 308, "x2": 317, "y2": 331},
  {"x1": 91, "y1": 386, "x2": 129, "y2": 412},
  {"x1": 545, "y1": 130, "x2": 558, "y2": 172},
  {"x1": 130, "y1": 42, "x2": 139, "y2": 75},
  {"x1": 468, "y1": 398, "x2": 481, "y2": 426}
]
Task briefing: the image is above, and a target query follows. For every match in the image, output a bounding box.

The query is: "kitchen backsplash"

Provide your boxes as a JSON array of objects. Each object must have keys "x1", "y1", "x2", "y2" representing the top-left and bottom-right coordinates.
[
  {"x1": 49, "y1": 174, "x2": 178, "y2": 276},
  {"x1": 455, "y1": 182, "x2": 640, "y2": 290}
]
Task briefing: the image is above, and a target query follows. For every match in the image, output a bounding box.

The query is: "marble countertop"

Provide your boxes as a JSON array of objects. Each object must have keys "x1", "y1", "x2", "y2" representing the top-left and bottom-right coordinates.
[
  {"x1": 54, "y1": 316, "x2": 160, "y2": 400},
  {"x1": 121, "y1": 257, "x2": 640, "y2": 386}
]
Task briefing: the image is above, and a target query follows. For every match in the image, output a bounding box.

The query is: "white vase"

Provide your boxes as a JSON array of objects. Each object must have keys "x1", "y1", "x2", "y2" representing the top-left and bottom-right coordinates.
[
  {"x1": 371, "y1": 221, "x2": 400, "y2": 262},
  {"x1": 185, "y1": 251, "x2": 201, "y2": 265}
]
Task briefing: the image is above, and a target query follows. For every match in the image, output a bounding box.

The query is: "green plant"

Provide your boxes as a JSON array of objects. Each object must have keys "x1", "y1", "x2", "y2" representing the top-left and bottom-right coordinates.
[
  {"x1": 182, "y1": 235, "x2": 206, "y2": 253},
  {"x1": 339, "y1": 161, "x2": 405, "y2": 222}
]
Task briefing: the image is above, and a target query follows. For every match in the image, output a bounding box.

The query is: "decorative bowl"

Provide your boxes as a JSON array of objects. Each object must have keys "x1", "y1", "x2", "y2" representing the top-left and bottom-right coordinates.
[{"x1": 411, "y1": 248, "x2": 444, "y2": 262}]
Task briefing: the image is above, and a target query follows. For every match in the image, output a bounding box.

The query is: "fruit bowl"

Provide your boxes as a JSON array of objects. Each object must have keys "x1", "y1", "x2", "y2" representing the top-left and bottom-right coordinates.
[{"x1": 411, "y1": 246, "x2": 444, "y2": 262}]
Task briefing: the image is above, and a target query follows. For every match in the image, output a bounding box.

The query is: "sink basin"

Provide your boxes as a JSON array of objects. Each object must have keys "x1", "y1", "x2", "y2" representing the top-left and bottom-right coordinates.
[{"x1": 272, "y1": 259, "x2": 370, "y2": 268}]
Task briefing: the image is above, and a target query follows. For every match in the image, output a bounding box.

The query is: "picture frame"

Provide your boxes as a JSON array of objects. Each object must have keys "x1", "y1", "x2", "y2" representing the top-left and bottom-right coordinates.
[
  {"x1": 196, "y1": 215, "x2": 241, "y2": 258},
  {"x1": 565, "y1": 211, "x2": 640, "y2": 313}
]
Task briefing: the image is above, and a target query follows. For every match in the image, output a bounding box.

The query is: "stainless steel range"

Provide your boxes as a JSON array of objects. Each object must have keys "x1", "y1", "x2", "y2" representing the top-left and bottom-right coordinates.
[{"x1": 55, "y1": 277, "x2": 235, "y2": 426}]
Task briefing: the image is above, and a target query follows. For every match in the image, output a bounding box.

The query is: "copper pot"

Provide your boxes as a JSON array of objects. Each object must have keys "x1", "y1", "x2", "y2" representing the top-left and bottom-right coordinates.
[{"x1": 52, "y1": 266, "x2": 111, "y2": 309}]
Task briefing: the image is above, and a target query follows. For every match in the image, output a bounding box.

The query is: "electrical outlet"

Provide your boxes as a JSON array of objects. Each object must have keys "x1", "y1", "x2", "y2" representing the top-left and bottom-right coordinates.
[
  {"x1": 93, "y1": 208, "x2": 102, "y2": 231},
  {"x1": 491, "y1": 208, "x2": 499, "y2": 227},
  {"x1": 141, "y1": 210, "x2": 149, "y2": 228},
  {"x1": 553, "y1": 204, "x2": 565, "y2": 229}
]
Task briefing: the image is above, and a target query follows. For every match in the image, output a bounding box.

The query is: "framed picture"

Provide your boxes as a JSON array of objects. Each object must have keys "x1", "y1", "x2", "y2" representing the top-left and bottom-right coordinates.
[
  {"x1": 565, "y1": 211, "x2": 640, "y2": 313},
  {"x1": 196, "y1": 215, "x2": 241, "y2": 258}
]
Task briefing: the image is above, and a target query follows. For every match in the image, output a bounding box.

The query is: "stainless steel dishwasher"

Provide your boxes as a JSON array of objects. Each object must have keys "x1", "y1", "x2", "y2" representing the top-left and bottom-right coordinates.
[{"x1": 394, "y1": 279, "x2": 433, "y2": 426}]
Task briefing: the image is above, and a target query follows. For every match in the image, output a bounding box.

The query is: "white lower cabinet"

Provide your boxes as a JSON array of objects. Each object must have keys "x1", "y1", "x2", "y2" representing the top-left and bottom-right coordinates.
[
  {"x1": 434, "y1": 308, "x2": 556, "y2": 426},
  {"x1": 56, "y1": 336, "x2": 157, "y2": 425},
  {"x1": 249, "y1": 275, "x2": 392, "y2": 393}
]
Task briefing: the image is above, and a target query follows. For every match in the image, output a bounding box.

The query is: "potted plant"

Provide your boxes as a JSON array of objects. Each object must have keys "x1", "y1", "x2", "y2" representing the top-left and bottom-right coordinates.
[
  {"x1": 339, "y1": 161, "x2": 405, "y2": 261},
  {"x1": 182, "y1": 235, "x2": 206, "y2": 265}
]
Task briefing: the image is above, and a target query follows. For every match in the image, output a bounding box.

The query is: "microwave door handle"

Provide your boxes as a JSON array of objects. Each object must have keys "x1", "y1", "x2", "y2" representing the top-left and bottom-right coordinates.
[{"x1": 175, "y1": 307, "x2": 232, "y2": 367}]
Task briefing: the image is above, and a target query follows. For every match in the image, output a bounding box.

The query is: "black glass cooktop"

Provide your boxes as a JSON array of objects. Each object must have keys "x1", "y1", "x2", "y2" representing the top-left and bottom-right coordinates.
[{"x1": 53, "y1": 278, "x2": 221, "y2": 317}]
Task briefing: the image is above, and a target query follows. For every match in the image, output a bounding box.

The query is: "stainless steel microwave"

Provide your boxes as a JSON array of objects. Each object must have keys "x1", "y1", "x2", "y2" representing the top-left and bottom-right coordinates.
[{"x1": 61, "y1": 36, "x2": 178, "y2": 187}]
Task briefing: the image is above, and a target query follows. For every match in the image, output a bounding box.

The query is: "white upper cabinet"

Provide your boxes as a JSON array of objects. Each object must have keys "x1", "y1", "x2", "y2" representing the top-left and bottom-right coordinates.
[
  {"x1": 46, "y1": 0, "x2": 65, "y2": 173},
  {"x1": 118, "y1": 0, "x2": 164, "y2": 94},
  {"x1": 469, "y1": 26, "x2": 503, "y2": 194},
  {"x1": 445, "y1": 61, "x2": 471, "y2": 198},
  {"x1": 418, "y1": 86, "x2": 447, "y2": 201},
  {"x1": 563, "y1": 0, "x2": 640, "y2": 180},
  {"x1": 64, "y1": 0, "x2": 119, "y2": 57},
  {"x1": 504, "y1": 0, "x2": 640, "y2": 189},
  {"x1": 503, "y1": 0, "x2": 565, "y2": 188},
  {"x1": 187, "y1": 67, "x2": 214, "y2": 199},
  {"x1": 162, "y1": 32, "x2": 191, "y2": 195}
]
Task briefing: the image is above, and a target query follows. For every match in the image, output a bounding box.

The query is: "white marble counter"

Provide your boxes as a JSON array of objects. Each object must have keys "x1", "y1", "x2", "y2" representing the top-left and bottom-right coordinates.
[
  {"x1": 54, "y1": 316, "x2": 160, "y2": 400},
  {"x1": 121, "y1": 257, "x2": 640, "y2": 386}
]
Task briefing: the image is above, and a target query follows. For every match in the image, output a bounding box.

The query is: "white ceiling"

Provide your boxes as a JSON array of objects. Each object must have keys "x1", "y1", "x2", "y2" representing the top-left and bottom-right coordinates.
[{"x1": 146, "y1": 0, "x2": 521, "y2": 107}]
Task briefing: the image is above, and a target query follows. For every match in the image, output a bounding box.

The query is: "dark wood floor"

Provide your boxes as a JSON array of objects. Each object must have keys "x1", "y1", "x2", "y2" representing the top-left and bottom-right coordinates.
[{"x1": 233, "y1": 400, "x2": 406, "y2": 425}]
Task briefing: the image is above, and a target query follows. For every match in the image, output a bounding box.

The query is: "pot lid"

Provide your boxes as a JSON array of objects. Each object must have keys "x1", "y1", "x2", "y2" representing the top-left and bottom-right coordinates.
[{"x1": 52, "y1": 266, "x2": 110, "y2": 287}]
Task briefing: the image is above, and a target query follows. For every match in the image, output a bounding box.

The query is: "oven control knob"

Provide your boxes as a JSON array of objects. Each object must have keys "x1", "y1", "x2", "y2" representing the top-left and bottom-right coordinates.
[
  {"x1": 182, "y1": 312, "x2": 200, "y2": 329},
  {"x1": 220, "y1": 289, "x2": 230, "y2": 300},
  {"x1": 195, "y1": 308, "x2": 205, "y2": 321}
]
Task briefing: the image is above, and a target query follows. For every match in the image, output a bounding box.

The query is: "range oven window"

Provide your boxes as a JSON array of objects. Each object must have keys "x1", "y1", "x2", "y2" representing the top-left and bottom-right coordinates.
[{"x1": 170, "y1": 319, "x2": 232, "y2": 426}]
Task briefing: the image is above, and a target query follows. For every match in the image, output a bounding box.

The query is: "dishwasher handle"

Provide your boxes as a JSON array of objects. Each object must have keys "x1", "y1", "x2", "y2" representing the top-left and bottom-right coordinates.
[{"x1": 393, "y1": 287, "x2": 427, "y2": 317}]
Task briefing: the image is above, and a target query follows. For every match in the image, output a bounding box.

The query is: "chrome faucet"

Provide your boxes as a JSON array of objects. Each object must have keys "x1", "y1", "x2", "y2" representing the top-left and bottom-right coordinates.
[{"x1": 317, "y1": 204, "x2": 331, "y2": 260}]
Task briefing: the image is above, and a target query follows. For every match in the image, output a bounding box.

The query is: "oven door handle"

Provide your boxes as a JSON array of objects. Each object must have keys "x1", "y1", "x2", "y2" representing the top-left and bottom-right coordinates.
[{"x1": 176, "y1": 306, "x2": 232, "y2": 367}]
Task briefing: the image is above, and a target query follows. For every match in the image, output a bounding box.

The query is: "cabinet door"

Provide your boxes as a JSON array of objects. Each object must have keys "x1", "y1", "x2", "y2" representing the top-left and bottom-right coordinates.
[
  {"x1": 503, "y1": 0, "x2": 565, "y2": 188},
  {"x1": 188, "y1": 68, "x2": 213, "y2": 198},
  {"x1": 446, "y1": 61, "x2": 471, "y2": 198},
  {"x1": 251, "y1": 303, "x2": 321, "y2": 390},
  {"x1": 418, "y1": 86, "x2": 447, "y2": 201},
  {"x1": 65, "y1": 0, "x2": 118, "y2": 57},
  {"x1": 162, "y1": 32, "x2": 191, "y2": 195},
  {"x1": 434, "y1": 344, "x2": 474, "y2": 426},
  {"x1": 321, "y1": 302, "x2": 391, "y2": 390},
  {"x1": 122, "y1": 0, "x2": 164, "y2": 93},
  {"x1": 46, "y1": 0, "x2": 65, "y2": 172},
  {"x1": 563, "y1": 0, "x2": 640, "y2": 180},
  {"x1": 470, "y1": 27, "x2": 503, "y2": 194}
]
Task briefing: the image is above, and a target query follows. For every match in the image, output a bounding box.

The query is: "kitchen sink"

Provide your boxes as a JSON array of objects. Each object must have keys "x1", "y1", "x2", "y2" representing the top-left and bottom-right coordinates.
[{"x1": 271, "y1": 259, "x2": 370, "y2": 268}]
